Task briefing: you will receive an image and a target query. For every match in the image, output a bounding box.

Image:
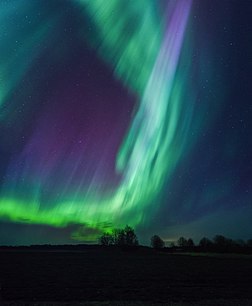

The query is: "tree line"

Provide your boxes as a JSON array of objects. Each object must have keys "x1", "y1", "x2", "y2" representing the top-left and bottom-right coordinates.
[
  {"x1": 171, "y1": 235, "x2": 252, "y2": 253},
  {"x1": 99, "y1": 227, "x2": 252, "y2": 253}
]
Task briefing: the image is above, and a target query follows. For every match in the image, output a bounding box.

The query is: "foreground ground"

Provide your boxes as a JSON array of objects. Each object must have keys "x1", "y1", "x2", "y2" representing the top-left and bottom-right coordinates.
[{"x1": 0, "y1": 247, "x2": 252, "y2": 305}]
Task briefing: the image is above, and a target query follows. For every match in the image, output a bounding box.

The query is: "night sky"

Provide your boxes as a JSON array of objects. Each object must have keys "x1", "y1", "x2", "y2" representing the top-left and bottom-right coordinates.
[{"x1": 0, "y1": 0, "x2": 251, "y2": 245}]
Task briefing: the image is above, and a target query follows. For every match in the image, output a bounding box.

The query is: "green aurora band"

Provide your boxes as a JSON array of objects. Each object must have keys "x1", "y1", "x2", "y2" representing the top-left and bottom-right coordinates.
[{"x1": 0, "y1": 0, "x2": 198, "y2": 239}]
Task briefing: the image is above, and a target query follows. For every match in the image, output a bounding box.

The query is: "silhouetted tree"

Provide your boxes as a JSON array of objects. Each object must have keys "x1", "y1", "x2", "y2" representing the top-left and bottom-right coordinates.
[
  {"x1": 99, "y1": 226, "x2": 138, "y2": 247},
  {"x1": 112, "y1": 228, "x2": 125, "y2": 246},
  {"x1": 151, "y1": 235, "x2": 165, "y2": 249},
  {"x1": 177, "y1": 237, "x2": 188, "y2": 248},
  {"x1": 124, "y1": 225, "x2": 139, "y2": 246},
  {"x1": 98, "y1": 232, "x2": 113, "y2": 246},
  {"x1": 213, "y1": 235, "x2": 234, "y2": 252},
  {"x1": 199, "y1": 237, "x2": 213, "y2": 250},
  {"x1": 187, "y1": 238, "x2": 195, "y2": 248}
]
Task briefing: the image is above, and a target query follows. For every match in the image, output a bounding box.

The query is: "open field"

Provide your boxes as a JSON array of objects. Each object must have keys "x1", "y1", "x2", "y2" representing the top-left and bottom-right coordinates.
[{"x1": 0, "y1": 247, "x2": 252, "y2": 305}]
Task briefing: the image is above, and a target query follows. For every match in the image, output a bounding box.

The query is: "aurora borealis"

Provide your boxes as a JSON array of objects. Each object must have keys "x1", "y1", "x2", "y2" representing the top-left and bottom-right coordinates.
[{"x1": 0, "y1": 0, "x2": 251, "y2": 245}]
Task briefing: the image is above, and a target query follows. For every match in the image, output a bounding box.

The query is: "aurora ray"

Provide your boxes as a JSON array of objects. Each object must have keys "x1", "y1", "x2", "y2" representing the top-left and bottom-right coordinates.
[{"x1": 0, "y1": 0, "x2": 198, "y2": 237}]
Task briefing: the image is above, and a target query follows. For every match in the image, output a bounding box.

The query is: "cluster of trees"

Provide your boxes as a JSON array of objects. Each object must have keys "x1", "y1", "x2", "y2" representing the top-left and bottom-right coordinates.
[
  {"x1": 197, "y1": 235, "x2": 252, "y2": 253},
  {"x1": 98, "y1": 225, "x2": 139, "y2": 247},
  {"x1": 150, "y1": 235, "x2": 195, "y2": 250},
  {"x1": 99, "y1": 228, "x2": 252, "y2": 253},
  {"x1": 167, "y1": 235, "x2": 252, "y2": 253},
  {"x1": 177, "y1": 237, "x2": 195, "y2": 248}
]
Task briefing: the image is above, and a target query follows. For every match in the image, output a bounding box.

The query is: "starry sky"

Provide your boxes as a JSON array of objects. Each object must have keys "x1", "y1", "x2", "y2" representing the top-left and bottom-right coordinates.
[{"x1": 0, "y1": 0, "x2": 251, "y2": 245}]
